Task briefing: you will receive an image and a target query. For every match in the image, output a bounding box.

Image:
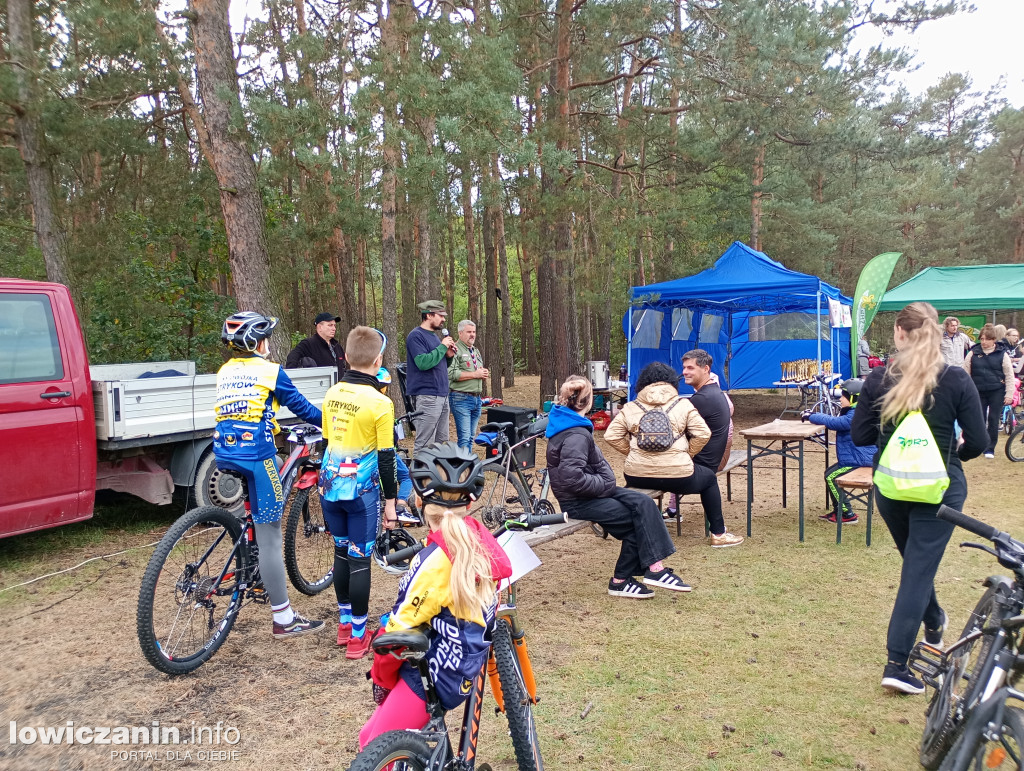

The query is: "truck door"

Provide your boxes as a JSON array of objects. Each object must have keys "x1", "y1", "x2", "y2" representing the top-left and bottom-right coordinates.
[{"x1": 0, "y1": 290, "x2": 87, "y2": 537}]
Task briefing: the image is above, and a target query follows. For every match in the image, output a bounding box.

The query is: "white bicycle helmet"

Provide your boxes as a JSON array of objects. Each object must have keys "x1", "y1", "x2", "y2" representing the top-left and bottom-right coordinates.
[{"x1": 372, "y1": 527, "x2": 419, "y2": 575}]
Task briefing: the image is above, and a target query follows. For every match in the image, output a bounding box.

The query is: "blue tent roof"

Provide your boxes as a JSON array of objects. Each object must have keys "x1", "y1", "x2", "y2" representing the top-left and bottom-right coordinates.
[{"x1": 630, "y1": 241, "x2": 851, "y2": 312}]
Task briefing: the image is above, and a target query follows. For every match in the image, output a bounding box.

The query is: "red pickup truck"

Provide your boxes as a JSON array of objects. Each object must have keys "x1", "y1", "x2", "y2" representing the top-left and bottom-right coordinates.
[{"x1": 0, "y1": 279, "x2": 335, "y2": 539}]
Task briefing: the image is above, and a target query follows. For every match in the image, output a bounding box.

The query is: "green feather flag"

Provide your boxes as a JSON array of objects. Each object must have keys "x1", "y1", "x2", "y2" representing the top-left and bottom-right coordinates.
[{"x1": 852, "y1": 252, "x2": 902, "y2": 376}]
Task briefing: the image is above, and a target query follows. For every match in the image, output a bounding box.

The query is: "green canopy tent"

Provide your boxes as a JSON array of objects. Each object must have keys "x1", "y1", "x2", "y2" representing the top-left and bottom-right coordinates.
[{"x1": 878, "y1": 265, "x2": 1024, "y2": 312}]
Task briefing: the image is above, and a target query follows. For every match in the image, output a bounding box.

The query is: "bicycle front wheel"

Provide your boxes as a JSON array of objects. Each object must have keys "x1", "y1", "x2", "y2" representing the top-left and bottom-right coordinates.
[
  {"x1": 137, "y1": 506, "x2": 245, "y2": 675},
  {"x1": 284, "y1": 486, "x2": 334, "y2": 595},
  {"x1": 938, "y1": 705, "x2": 1024, "y2": 770},
  {"x1": 1006, "y1": 424, "x2": 1024, "y2": 462},
  {"x1": 493, "y1": 618, "x2": 543, "y2": 771},
  {"x1": 921, "y1": 584, "x2": 1008, "y2": 769},
  {"x1": 347, "y1": 730, "x2": 432, "y2": 771},
  {"x1": 478, "y1": 464, "x2": 532, "y2": 530}
]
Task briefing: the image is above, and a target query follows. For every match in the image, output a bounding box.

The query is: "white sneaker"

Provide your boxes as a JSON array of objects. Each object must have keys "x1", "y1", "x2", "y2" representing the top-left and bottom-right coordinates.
[{"x1": 985, "y1": 452, "x2": 995, "y2": 459}]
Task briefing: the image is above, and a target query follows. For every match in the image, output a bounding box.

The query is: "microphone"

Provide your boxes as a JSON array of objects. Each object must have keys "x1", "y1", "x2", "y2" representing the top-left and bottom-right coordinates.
[{"x1": 441, "y1": 327, "x2": 450, "y2": 338}]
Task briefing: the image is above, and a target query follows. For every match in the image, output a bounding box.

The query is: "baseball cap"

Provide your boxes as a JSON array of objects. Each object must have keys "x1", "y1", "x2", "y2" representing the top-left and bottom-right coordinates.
[{"x1": 315, "y1": 312, "x2": 341, "y2": 324}]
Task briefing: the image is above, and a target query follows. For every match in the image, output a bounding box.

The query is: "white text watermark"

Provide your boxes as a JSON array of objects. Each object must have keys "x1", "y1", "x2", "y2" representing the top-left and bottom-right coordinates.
[{"x1": 9, "y1": 720, "x2": 241, "y2": 747}]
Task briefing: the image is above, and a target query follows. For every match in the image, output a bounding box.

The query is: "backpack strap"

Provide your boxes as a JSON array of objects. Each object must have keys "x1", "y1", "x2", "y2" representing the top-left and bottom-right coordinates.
[{"x1": 664, "y1": 396, "x2": 686, "y2": 415}]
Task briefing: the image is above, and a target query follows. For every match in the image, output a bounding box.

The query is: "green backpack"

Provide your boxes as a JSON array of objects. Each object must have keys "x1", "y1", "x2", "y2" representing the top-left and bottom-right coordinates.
[{"x1": 874, "y1": 410, "x2": 950, "y2": 504}]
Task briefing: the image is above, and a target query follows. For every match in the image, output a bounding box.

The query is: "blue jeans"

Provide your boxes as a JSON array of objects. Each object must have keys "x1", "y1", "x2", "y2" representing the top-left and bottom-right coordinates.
[
  {"x1": 449, "y1": 391, "x2": 482, "y2": 450},
  {"x1": 396, "y1": 455, "x2": 413, "y2": 501}
]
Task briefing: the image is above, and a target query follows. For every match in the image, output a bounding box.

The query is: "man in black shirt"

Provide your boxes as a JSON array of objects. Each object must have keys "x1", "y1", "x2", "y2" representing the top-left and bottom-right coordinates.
[
  {"x1": 285, "y1": 312, "x2": 347, "y2": 379},
  {"x1": 681, "y1": 349, "x2": 730, "y2": 470}
]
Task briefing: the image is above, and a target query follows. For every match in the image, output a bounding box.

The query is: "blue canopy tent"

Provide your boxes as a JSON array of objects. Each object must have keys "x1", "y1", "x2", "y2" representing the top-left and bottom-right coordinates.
[{"x1": 626, "y1": 242, "x2": 852, "y2": 392}]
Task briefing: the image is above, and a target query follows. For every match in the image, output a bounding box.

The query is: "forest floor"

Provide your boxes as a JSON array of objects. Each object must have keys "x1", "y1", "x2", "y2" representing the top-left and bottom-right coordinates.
[{"x1": 0, "y1": 375, "x2": 1018, "y2": 770}]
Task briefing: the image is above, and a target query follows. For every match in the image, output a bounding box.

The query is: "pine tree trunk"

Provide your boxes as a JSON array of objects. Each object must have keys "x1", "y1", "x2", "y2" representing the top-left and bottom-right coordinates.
[
  {"x1": 750, "y1": 142, "x2": 766, "y2": 252},
  {"x1": 482, "y1": 205, "x2": 500, "y2": 398},
  {"x1": 517, "y1": 240, "x2": 539, "y2": 374},
  {"x1": 8, "y1": 0, "x2": 74, "y2": 293},
  {"x1": 190, "y1": 0, "x2": 288, "y2": 360},
  {"x1": 492, "y1": 157, "x2": 515, "y2": 387},
  {"x1": 379, "y1": 0, "x2": 402, "y2": 397},
  {"x1": 462, "y1": 162, "x2": 481, "y2": 324}
]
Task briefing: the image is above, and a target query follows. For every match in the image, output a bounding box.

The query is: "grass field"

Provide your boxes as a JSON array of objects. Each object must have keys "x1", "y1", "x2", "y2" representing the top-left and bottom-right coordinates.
[{"x1": 0, "y1": 383, "x2": 1018, "y2": 770}]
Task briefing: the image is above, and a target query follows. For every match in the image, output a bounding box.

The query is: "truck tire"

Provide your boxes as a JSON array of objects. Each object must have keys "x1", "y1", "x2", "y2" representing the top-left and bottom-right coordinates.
[{"x1": 190, "y1": 449, "x2": 245, "y2": 513}]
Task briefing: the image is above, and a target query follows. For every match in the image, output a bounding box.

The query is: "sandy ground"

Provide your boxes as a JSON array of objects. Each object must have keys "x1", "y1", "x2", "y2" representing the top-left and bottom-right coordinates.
[{"x1": 0, "y1": 376, "x2": 996, "y2": 770}]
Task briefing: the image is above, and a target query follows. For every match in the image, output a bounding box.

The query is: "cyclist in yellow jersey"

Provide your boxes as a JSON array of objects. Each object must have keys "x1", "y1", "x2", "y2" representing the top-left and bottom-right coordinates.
[
  {"x1": 214, "y1": 312, "x2": 326, "y2": 640},
  {"x1": 319, "y1": 325, "x2": 398, "y2": 659}
]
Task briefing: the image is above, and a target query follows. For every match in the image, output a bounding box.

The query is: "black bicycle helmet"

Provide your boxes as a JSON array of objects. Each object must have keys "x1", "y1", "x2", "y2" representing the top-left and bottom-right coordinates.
[
  {"x1": 222, "y1": 311, "x2": 279, "y2": 354},
  {"x1": 409, "y1": 441, "x2": 486, "y2": 506},
  {"x1": 372, "y1": 527, "x2": 419, "y2": 575}
]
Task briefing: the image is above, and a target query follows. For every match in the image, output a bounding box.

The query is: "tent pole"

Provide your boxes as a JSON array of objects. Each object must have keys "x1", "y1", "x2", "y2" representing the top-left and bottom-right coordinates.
[{"x1": 816, "y1": 291, "x2": 822, "y2": 375}]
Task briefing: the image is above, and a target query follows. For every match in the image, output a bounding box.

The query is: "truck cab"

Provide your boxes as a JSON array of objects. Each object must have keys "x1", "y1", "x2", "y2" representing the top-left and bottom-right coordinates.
[{"x1": 0, "y1": 280, "x2": 96, "y2": 536}]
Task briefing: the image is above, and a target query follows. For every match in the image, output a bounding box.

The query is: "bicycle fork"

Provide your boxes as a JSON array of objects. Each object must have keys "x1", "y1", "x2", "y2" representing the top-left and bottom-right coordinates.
[{"x1": 488, "y1": 608, "x2": 539, "y2": 711}]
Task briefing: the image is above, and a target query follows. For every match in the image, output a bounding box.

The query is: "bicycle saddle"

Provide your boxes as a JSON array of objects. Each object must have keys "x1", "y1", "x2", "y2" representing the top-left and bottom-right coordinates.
[
  {"x1": 373, "y1": 629, "x2": 430, "y2": 657},
  {"x1": 479, "y1": 421, "x2": 514, "y2": 433}
]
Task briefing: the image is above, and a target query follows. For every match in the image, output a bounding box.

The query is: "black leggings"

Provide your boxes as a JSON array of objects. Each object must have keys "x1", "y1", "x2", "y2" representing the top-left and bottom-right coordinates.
[
  {"x1": 561, "y1": 488, "x2": 676, "y2": 580},
  {"x1": 624, "y1": 464, "x2": 725, "y2": 535},
  {"x1": 977, "y1": 388, "x2": 1004, "y2": 453}
]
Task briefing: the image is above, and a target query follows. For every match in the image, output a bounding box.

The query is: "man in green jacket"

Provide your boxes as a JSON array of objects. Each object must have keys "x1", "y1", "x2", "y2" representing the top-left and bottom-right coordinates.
[{"x1": 448, "y1": 320, "x2": 489, "y2": 449}]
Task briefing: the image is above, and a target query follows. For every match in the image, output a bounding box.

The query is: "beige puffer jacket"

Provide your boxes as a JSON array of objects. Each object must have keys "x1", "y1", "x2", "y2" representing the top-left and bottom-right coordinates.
[{"x1": 604, "y1": 382, "x2": 711, "y2": 479}]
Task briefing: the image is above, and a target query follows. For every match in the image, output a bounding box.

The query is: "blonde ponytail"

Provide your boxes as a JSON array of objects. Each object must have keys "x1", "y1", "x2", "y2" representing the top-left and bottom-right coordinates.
[
  {"x1": 427, "y1": 507, "x2": 496, "y2": 618},
  {"x1": 880, "y1": 302, "x2": 945, "y2": 424}
]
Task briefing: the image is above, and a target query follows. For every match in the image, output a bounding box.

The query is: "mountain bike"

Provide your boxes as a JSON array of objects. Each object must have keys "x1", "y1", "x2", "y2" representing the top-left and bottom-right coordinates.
[
  {"x1": 474, "y1": 415, "x2": 557, "y2": 530},
  {"x1": 137, "y1": 423, "x2": 323, "y2": 675},
  {"x1": 806, "y1": 373, "x2": 842, "y2": 417},
  {"x1": 284, "y1": 410, "x2": 424, "y2": 594},
  {"x1": 348, "y1": 508, "x2": 567, "y2": 771},
  {"x1": 1004, "y1": 421, "x2": 1024, "y2": 463},
  {"x1": 909, "y1": 505, "x2": 1024, "y2": 769}
]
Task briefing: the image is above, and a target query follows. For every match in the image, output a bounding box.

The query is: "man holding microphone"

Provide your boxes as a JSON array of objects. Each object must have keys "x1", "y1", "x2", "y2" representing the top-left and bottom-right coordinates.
[
  {"x1": 405, "y1": 300, "x2": 457, "y2": 455},
  {"x1": 448, "y1": 320, "x2": 490, "y2": 450}
]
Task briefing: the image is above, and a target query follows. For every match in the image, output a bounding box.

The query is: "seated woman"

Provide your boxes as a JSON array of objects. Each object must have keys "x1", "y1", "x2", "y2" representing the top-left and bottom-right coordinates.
[
  {"x1": 604, "y1": 362, "x2": 744, "y2": 548},
  {"x1": 545, "y1": 375, "x2": 690, "y2": 598}
]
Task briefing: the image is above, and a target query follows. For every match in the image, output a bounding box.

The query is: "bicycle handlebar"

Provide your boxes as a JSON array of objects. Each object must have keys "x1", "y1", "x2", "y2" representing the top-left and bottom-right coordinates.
[
  {"x1": 937, "y1": 504, "x2": 1001, "y2": 542},
  {"x1": 383, "y1": 510, "x2": 569, "y2": 566}
]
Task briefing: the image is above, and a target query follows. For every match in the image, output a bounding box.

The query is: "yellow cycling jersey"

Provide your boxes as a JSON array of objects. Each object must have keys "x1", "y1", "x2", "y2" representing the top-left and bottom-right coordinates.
[
  {"x1": 319, "y1": 380, "x2": 394, "y2": 501},
  {"x1": 215, "y1": 356, "x2": 282, "y2": 431}
]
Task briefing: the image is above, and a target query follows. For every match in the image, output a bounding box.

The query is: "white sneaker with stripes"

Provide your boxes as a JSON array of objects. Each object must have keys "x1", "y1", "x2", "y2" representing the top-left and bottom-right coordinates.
[{"x1": 607, "y1": 577, "x2": 655, "y2": 599}]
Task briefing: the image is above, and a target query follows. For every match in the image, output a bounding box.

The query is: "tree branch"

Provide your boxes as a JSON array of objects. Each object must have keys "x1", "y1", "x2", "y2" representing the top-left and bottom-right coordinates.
[{"x1": 569, "y1": 56, "x2": 658, "y2": 91}]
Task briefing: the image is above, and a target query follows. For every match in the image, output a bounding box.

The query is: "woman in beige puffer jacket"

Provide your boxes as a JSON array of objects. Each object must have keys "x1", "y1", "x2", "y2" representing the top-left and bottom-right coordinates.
[{"x1": 605, "y1": 362, "x2": 744, "y2": 548}]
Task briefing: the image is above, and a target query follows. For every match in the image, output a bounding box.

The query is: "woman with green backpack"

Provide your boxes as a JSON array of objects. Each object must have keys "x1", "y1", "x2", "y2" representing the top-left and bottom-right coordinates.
[{"x1": 852, "y1": 302, "x2": 987, "y2": 695}]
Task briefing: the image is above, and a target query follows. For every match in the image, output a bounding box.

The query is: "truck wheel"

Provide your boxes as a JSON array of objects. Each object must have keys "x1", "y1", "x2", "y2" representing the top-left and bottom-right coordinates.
[{"x1": 190, "y1": 449, "x2": 245, "y2": 513}]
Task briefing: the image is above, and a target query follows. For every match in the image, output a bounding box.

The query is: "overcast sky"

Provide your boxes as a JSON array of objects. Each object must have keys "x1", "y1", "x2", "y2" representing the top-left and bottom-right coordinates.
[
  {"x1": 859, "y1": 0, "x2": 1024, "y2": 107},
  {"x1": 226, "y1": 1, "x2": 1023, "y2": 108}
]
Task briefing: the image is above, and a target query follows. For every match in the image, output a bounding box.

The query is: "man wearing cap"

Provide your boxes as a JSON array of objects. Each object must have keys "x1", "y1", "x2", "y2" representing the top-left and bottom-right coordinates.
[
  {"x1": 285, "y1": 312, "x2": 347, "y2": 379},
  {"x1": 406, "y1": 300, "x2": 457, "y2": 455}
]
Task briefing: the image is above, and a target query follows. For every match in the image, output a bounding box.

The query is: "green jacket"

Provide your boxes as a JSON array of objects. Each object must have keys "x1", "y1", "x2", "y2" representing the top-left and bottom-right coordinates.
[{"x1": 448, "y1": 340, "x2": 484, "y2": 394}]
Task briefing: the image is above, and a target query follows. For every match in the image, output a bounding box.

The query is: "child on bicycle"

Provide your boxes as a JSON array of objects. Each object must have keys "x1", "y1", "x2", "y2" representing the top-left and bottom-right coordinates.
[
  {"x1": 801, "y1": 378, "x2": 876, "y2": 524},
  {"x1": 214, "y1": 311, "x2": 326, "y2": 639},
  {"x1": 320, "y1": 326, "x2": 399, "y2": 659},
  {"x1": 359, "y1": 442, "x2": 512, "y2": 750}
]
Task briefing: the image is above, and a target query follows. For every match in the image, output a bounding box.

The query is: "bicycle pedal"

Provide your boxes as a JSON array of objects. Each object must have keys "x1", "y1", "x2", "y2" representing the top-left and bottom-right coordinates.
[
  {"x1": 249, "y1": 586, "x2": 270, "y2": 604},
  {"x1": 908, "y1": 645, "x2": 945, "y2": 683}
]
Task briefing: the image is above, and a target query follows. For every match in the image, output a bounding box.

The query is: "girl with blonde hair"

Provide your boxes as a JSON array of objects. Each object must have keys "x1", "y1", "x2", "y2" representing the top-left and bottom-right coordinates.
[
  {"x1": 852, "y1": 302, "x2": 987, "y2": 694},
  {"x1": 359, "y1": 442, "x2": 512, "y2": 749}
]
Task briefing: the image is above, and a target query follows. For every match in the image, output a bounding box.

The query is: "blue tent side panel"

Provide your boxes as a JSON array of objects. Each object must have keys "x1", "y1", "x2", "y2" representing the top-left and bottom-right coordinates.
[{"x1": 625, "y1": 242, "x2": 852, "y2": 391}]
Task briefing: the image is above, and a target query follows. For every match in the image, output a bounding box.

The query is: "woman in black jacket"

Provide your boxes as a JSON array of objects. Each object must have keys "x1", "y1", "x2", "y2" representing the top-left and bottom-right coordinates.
[
  {"x1": 852, "y1": 302, "x2": 987, "y2": 695},
  {"x1": 545, "y1": 375, "x2": 688, "y2": 598},
  {"x1": 964, "y1": 323, "x2": 1015, "y2": 458}
]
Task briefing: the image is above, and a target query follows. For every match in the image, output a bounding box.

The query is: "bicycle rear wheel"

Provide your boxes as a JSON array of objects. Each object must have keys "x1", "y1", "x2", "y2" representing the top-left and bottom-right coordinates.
[
  {"x1": 938, "y1": 705, "x2": 1024, "y2": 770},
  {"x1": 137, "y1": 506, "x2": 245, "y2": 675},
  {"x1": 492, "y1": 618, "x2": 543, "y2": 771},
  {"x1": 284, "y1": 487, "x2": 334, "y2": 595},
  {"x1": 347, "y1": 730, "x2": 432, "y2": 771},
  {"x1": 921, "y1": 584, "x2": 1008, "y2": 769},
  {"x1": 478, "y1": 464, "x2": 532, "y2": 530},
  {"x1": 1006, "y1": 424, "x2": 1024, "y2": 462}
]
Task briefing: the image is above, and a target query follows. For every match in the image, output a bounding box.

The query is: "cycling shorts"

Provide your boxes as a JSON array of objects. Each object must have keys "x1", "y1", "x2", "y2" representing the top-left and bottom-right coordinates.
[{"x1": 216, "y1": 457, "x2": 285, "y2": 524}]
